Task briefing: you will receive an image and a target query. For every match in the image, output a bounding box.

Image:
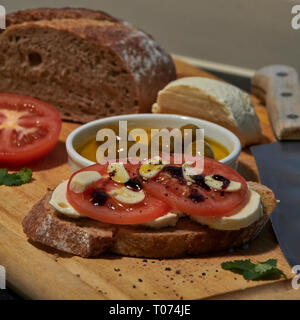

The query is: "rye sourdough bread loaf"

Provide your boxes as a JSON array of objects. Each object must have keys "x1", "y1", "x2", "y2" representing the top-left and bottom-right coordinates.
[
  {"x1": 4, "y1": 7, "x2": 121, "y2": 28},
  {"x1": 0, "y1": 8, "x2": 176, "y2": 123},
  {"x1": 152, "y1": 77, "x2": 262, "y2": 147},
  {"x1": 22, "y1": 182, "x2": 276, "y2": 258}
]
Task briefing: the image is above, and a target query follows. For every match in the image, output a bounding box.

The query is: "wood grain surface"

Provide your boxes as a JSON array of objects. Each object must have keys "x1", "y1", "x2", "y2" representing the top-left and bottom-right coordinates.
[{"x1": 0, "y1": 58, "x2": 297, "y2": 300}]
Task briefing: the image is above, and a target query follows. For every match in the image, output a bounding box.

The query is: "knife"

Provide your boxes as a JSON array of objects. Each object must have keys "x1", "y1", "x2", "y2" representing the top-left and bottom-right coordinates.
[{"x1": 251, "y1": 65, "x2": 300, "y2": 267}]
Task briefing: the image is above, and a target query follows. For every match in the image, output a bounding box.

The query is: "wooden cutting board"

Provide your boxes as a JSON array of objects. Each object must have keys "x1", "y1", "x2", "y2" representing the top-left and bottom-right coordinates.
[{"x1": 0, "y1": 58, "x2": 297, "y2": 300}]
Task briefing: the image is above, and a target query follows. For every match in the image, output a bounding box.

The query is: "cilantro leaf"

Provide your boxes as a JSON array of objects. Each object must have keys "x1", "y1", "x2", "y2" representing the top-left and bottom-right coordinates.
[
  {"x1": 2, "y1": 173, "x2": 23, "y2": 186},
  {"x1": 221, "y1": 259, "x2": 256, "y2": 275},
  {"x1": 0, "y1": 169, "x2": 8, "y2": 183},
  {"x1": 18, "y1": 168, "x2": 33, "y2": 184},
  {"x1": 0, "y1": 168, "x2": 32, "y2": 186},
  {"x1": 221, "y1": 258, "x2": 286, "y2": 281}
]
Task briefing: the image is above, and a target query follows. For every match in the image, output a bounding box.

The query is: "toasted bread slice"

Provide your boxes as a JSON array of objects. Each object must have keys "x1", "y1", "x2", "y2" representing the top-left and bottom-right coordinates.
[{"x1": 22, "y1": 182, "x2": 276, "y2": 258}]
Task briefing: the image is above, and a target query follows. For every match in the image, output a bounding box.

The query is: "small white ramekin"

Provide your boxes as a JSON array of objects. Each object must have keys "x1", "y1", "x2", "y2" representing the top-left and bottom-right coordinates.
[{"x1": 66, "y1": 114, "x2": 241, "y2": 174}]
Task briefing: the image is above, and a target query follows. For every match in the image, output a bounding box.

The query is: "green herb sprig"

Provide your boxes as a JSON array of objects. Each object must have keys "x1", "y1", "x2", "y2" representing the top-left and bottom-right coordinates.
[
  {"x1": 0, "y1": 168, "x2": 32, "y2": 186},
  {"x1": 221, "y1": 259, "x2": 286, "y2": 281}
]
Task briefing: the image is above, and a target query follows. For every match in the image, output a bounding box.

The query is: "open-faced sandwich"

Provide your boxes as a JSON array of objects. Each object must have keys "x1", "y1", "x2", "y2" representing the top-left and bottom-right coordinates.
[{"x1": 22, "y1": 155, "x2": 276, "y2": 258}]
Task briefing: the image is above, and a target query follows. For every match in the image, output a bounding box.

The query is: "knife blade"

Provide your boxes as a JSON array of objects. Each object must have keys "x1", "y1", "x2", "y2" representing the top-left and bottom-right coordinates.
[{"x1": 251, "y1": 65, "x2": 300, "y2": 267}]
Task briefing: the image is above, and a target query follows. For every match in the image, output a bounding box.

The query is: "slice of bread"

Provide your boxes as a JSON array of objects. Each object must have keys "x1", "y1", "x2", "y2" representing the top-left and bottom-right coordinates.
[
  {"x1": 152, "y1": 77, "x2": 262, "y2": 147},
  {"x1": 0, "y1": 8, "x2": 176, "y2": 123},
  {"x1": 22, "y1": 182, "x2": 276, "y2": 258}
]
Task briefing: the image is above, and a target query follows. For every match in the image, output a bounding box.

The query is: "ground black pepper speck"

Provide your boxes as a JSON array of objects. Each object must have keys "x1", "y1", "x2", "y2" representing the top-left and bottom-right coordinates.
[
  {"x1": 175, "y1": 270, "x2": 181, "y2": 274},
  {"x1": 114, "y1": 268, "x2": 120, "y2": 272},
  {"x1": 165, "y1": 267, "x2": 172, "y2": 271},
  {"x1": 138, "y1": 278, "x2": 143, "y2": 282}
]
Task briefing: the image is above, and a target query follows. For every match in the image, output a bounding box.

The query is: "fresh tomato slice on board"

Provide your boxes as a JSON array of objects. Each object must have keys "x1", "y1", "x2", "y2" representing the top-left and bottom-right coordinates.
[
  {"x1": 0, "y1": 94, "x2": 61, "y2": 164},
  {"x1": 143, "y1": 155, "x2": 248, "y2": 218},
  {"x1": 67, "y1": 163, "x2": 171, "y2": 225}
]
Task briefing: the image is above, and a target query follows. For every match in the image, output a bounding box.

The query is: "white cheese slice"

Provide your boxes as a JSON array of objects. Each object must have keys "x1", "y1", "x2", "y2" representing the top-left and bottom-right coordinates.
[
  {"x1": 69, "y1": 171, "x2": 101, "y2": 193},
  {"x1": 204, "y1": 175, "x2": 241, "y2": 192},
  {"x1": 140, "y1": 212, "x2": 179, "y2": 229},
  {"x1": 190, "y1": 189, "x2": 262, "y2": 230},
  {"x1": 107, "y1": 163, "x2": 130, "y2": 183},
  {"x1": 49, "y1": 180, "x2": 84, "y2": 218},
  {"x1": 139, "y1": 156, "x2": 167, "y2": 180},
  {"x1": 182, "y1": 161, "x2": 199, "y2": 184},
  {"x1": 110, "y1": 187, "x2": 145, "y2": 204}
]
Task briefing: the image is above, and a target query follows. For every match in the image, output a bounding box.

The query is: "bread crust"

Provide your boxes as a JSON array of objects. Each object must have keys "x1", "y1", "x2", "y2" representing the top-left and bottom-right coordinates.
[
  {"x1": 22, "y1": 182, "x2": 276, "y2": 258},
  {"x1": 5, "y1": 7, "x2": 120, "y2": 28},
  {"x1": 0, "y1": 8, "x2": 176, "y2": 122}
]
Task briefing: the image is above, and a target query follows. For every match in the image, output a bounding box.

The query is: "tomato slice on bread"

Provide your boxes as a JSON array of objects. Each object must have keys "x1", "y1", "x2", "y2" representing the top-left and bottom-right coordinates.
[
  {"x1": 66, "y1": 163, "x2": 171, "y2": 225},
  {"x1": 0, "y1": 94, "x2": 61, "y2": 164},
  {"x1": 66, "y1": 156, "x2": 249, "y2": 224},
  {"x1": 143, "y1": 156, "x2": 248, "y2": 218}
]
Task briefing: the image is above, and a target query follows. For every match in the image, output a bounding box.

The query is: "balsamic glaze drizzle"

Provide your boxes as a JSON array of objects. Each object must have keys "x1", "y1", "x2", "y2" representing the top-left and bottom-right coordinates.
[
  {"x1": 125, "y1": 178, "x2": 143, "y2": 191},
  {"x1": 188, "y1": 189, "x2": 206, "y2": 203},
  {"x1": 192, "y1": 175, "x2": 211, "y2": 191},
  {"x1": 212, "y1": 174, "x2": 230, "y2": 189},
  {"x1": 91, "y1": 189, "x2": 108, "y2": 206}
]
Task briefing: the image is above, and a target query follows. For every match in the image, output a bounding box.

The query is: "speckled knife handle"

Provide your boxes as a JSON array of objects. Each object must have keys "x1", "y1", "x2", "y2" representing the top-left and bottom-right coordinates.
[{"x1": 252, "y1": 65, "x2": 300, "y2": 140}]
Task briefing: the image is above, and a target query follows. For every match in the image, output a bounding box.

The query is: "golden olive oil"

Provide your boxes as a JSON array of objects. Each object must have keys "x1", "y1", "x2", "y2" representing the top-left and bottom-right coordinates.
[{"x1": 77, "y1": 130, "x2": 229, "y2": 162}]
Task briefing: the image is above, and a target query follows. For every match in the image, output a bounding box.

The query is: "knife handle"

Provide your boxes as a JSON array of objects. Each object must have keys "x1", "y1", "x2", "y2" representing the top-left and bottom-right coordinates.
[{"x1": 252, "y1": 65, "x2": 300, "y2": 140}]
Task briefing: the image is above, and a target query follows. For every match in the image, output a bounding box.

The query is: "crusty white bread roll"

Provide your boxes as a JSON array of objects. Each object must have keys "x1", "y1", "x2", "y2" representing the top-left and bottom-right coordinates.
[{"x1": 152, "y1": 77, "x2": 262, "y2": 147}]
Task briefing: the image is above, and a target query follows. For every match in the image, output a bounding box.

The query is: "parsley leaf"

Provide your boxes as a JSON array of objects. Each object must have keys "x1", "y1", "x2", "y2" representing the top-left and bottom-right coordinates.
[
  {"x1": 221, "y1": 258, "x2": 286, "y2": 281},
  {"x1": 0, "y1": 168, "x2": 32, "y2": 186},
  {"x1": 0, "y1": 169, "x2": 8, "y2": 181},
  {"x1": 18, "y1": 168, "x2": 33, "y2": 184}
]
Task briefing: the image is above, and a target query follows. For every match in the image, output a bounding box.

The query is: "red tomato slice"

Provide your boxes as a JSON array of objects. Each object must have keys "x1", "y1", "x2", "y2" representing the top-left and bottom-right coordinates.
[
  {"x1": 0, "y1": 94, "x2": 62, "y2": 164},
  {"x1": 66, "y1": 163, "x2": 171, "y2": 225},
  {"x1": 143, "y1": 156, "x2": 248, "y2": 218}
]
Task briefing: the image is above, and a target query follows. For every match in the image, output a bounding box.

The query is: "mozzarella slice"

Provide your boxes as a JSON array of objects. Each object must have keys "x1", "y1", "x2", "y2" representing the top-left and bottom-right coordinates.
[
  {"x1": 107, "y1": 162, "x2": 130, "y2": 183},
  {"x1": 141, "y1": 212, "x2": 179, "y2": 229},
  {"x1": 182, "y1": 161, "x2": 202, "y2": 184},
  {"x1": 69, "y1": 171, "x2": 101, "y2": 193},
  {"x1": 139, "y1": 156, "x2": 167, "y2": 180},
  {"x1": 110, "y1": 187, "x2": 145, "y2": 204},
  {"x1": 49, "y1": 180, "x2": 84, "y2": 218},
  {"x1": 190, "y1": 190, "x2": 262, "y2": 230},
  {"x1": 204, "y1": 175, "x2": 241, "y2": 192}
]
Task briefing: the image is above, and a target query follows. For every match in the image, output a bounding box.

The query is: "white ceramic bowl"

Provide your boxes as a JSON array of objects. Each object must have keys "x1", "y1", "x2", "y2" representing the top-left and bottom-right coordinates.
[{"x1": 66, "y1": 114, "x2": 241, "y2": 174}]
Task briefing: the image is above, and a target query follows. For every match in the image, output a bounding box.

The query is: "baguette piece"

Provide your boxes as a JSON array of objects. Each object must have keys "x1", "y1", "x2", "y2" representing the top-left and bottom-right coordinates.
[
  {"x1": 0, "y1": 9, "x2": 176, "y2": 123},
  {"x1": 22, "y1": 182, "x2": 276, "y2": 258},
  {"x1": 152, "y1": 77, "x2": 262, "y2": 147}
]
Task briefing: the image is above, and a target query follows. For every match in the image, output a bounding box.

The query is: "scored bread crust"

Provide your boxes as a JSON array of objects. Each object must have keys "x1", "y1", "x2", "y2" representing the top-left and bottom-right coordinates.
[
  {"x1": 4, "y1": 7, "x2": 121, "y2": 29},
  {"x1": 0, "y1": 8, "x2": 176, "y2": 122},
  {"x1": 22, "y1": 182, "x2": 276, "y2": 258}
]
